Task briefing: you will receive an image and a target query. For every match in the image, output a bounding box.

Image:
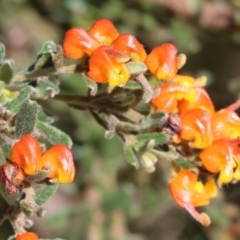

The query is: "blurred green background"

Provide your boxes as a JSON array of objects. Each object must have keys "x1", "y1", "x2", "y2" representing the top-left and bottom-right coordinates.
[{"x1": 1, "y1": 0, "x2": 240, "y2": 239}]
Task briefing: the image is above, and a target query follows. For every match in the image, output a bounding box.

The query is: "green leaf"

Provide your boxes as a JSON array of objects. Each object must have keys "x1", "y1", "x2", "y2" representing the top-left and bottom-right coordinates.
[
  {"x1": 123, "y1": 80, "x2": 142, "y2": 90},
  {"x1": 52, "y1": 45, "x2": 65, "y2": 70},
  {"x1": 140, "y1": 111, "x2": 168, "y2": 131},
  {"x1": 0, "y1": 59, "x2": 15, "y2": 84},
  {"x1": 7, "y1": 86, "x2": 34, "y2": 113},
  {"x1": 0, "y1": 43, "x2": 5, "y2": 63},
  {"x1": 35, "y1": 78, "x2": 59, "y2": 98},
  {"x1": 0, "y1": 147, "x2": 6, "y2": 167},
  {"x1": 38, "y1": 41, "x2": 57, "y2": 55},
  {"x1": 37, "y1": 106, "x2": 54, "y2": 124},
  {"x1": 36, "y1": 121, "x2": 72, "y2": 147},
  {"x1": 2, "y1": 144, "x2": 11, "y2": 158},
  {"x1": 35, "y1": 183, "x2": 58, "y2": 205},
  {"x1": 82, "y1": 72, "x2": 98, "y2": 96},
  {"x1": 15, "y1": 100, "x2": 38, "y2": 138},
  {"x1": 126, "y1": 62, "x2": 147, "y2": 75},
  {"x1": 137, "y1": 132, "x2": 169, "y2": 146},
  {"x1": 123, "y1": 144, "x2": 139, "y2": 168}
]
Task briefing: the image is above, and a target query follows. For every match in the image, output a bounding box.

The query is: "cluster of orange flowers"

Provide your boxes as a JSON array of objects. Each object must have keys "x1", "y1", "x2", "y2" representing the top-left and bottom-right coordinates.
[
  {"x1": 63, "y1": 19, "x2": 240, "y2": 226},
  {"x1": 0, "y1": 134, "x2": 75, "y2": 195},
  {"x1": 64, "y1": 18, "x2": 160, "y2": 91},
  {"x1": 150, "y1": 46, "x2": 240, "y2": 225}
]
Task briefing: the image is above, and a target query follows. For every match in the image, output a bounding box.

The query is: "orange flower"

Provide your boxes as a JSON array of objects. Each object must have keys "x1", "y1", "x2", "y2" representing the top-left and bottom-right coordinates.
[
  {"x1": 87, "y1": 46, "x2": 130, "y2": 90},
  {"x1": 178, "y1": 87, "x2": 215, "y2": 116},
  {"x1": 16, "y1": 232, "x2": 39, "y2": 240},
  {"x1": 212, "y1": 109, "x2": 240, "y2": 141},
  {"x1": 10, "y1": 135, "x2": 43, "y2": 175},
  {"x1": 0, "y1": 162, "x2": 25, "y2": 195},
  {"x1": 199, "y1": 139, "x2": 239, "y2": 185},
  {"x1": 63, "y1": 27, "x2": 100, "y2": 59},
  {"x1": 151, "y1": 75, "x2": 197, "y2": 113},
  {"x1": 181, "y1": 109, "x2": 212, "y2": 148},
  {"x1": 169, "y1": 169, "x2": 217, "y2": 226},
  {"x1": 88, "y1": 19, "x2": 119, "y2": 45},
  {"x1": 145, "y1": 43, "x2": 178, "y2": 81},
  {"x1": 112, "y1": 34, "x2": 147, "y2": 62},
  {"x1": 41, "y1": 145, "x2": 75, "y2": 184}
]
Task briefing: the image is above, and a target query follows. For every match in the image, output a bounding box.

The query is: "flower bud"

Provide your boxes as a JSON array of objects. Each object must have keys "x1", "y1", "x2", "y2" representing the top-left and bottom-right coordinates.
[
  {"x1": 10, "y1": 134, "x2": 43, "y2": 175},
  {"x1": 41, "y1": 144, "x2": 75, "y2": 183}
]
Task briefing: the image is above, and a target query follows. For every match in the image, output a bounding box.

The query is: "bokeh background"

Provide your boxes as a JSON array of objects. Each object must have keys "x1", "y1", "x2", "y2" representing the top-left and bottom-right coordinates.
[{"x1": 1, "y1": 0, "x2": 240, "y2": 239}]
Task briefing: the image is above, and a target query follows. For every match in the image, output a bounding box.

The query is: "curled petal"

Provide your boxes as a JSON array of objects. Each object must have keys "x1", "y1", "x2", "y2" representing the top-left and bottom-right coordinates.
[
  {"x1": 212, "y1": 109, "x2": 240, "y2": 140},
  {"x1": 87, "y1": 46, "x2": 130, "y2": 90},
  {"x1": 16, "y1": 232, "x2": 39, "y2": 240},
  {"x1": 63, "y1": 27, "x2": 100, "y2": 59},
  {"x1": 113, "y1": 34, "x2": 147, "y2": 62},
  {"x1": 0, "y1": 162, "x2": 25, "y2": 195},
  {"x1": 169, "y1": 169, "x2": 217, "y2": 226},
  {"x1": 179, "y1": 87, "x2": 215, "y2": 116},
  {"x1": 145, "y1": 43, "x2": 178, "y2": 81},
  {"x1": 88, "y1": 19, "x2": 119, "y2": 45},
  {"x1": 41, "y1": 145, "x2": 75, "y2": 183},
  {"x1": 10, "y1": 135, "x2": 42, "y2": 175},
  {"x1": 181, "y1": 109, "x2": 212, "y2": 148}
]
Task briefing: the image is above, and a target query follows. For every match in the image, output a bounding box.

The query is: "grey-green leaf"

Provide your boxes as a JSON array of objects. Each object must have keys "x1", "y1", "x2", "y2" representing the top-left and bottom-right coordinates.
[
  {"x1": 36, "y1": 121, "x2": 72, "y2": 147},
  {"x1": 35, "y1": 183, "x2": 58, "y2": 205},
  {"x1": 15, "y1": 100, "x2": 38, "y2": 138},
  {"x1": 35, "y1": 78, "x2": 59, "y2": 98},
  {"x1": 7, "y1": 86, "x2": 34, "y2": 113},
  {"x1": 0, "y1": 59, "x2": 15, "y2": 84},
  {"x1": 137, "y1": 132, "x2": 169, "y2": 146},
  {"x1": 0, "y1": 43, "x2": 5, "y2": 63},
  {"x1": 140, "y1": 111, "x2": 168, "y2": 131},
  {"x1": 126, "y1": 62, "x2": 147, "y2": 75},
  {"x1": 123, "y1": 144, "x2": 139, "y2": 168},
  {"x1": 38, "y1": 41, "x2": 57, "y2": 55},
  {"x1": 0, "y1": 147, "x2": 6, "y2": 167}
]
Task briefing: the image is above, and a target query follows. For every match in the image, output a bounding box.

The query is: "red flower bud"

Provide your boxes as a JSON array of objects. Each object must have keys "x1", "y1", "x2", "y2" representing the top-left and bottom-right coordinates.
[
  {"x1": 10, "y1": 135, "x2": 43, "y2": 175},
  {"x1": 16, "y1": 232, "x2": 39, "y2": 240},
  {"x1": 41, "y1": 145, "x2": 75, "y2": 184},
  {"x1": 145, "y1": 43, "x2": 178, "y2": 81}
]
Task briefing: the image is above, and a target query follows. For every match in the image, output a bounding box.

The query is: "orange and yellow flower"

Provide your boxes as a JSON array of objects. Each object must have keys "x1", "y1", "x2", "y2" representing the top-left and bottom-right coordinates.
[
  {"x1": 145, "y1": 43, "x2": 178, "y2": 81},
  {"x1": 151, "y1": 75, "x2": 197, "y2": 113},
  {"x1": 10, "y1": 134, "x2": 43, "y2": 175},
  {"x1": 178, "y1": 87, "x2": 215, "y2": 116},
  {"x1": 63, "y1": 27, "x2": 100, "y2": 59},
  {"x1": 169, "y1": 169, "x2": 217, "y2": 226},
  {"x1": 199, "y1": 139, "x2": 239, "y2": 185},
  {"x1": 181, "y1": 109, "x2": 212, "y2": 149},
  {"x1": 87, "y1": 46, "x2": 130, "y2": 90},
  {"x1": 88, "y1": 18, "x2": 119, "y2": 45},
  {"x1": 41, "y1": 144, "x2": 75, "y2": 184},
  {"x1": 112, "y1": 34, "x2": 147, "y2": 62},
  {"x1": 212, "y1": 109, "x2": 240, "y2": 141}
]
